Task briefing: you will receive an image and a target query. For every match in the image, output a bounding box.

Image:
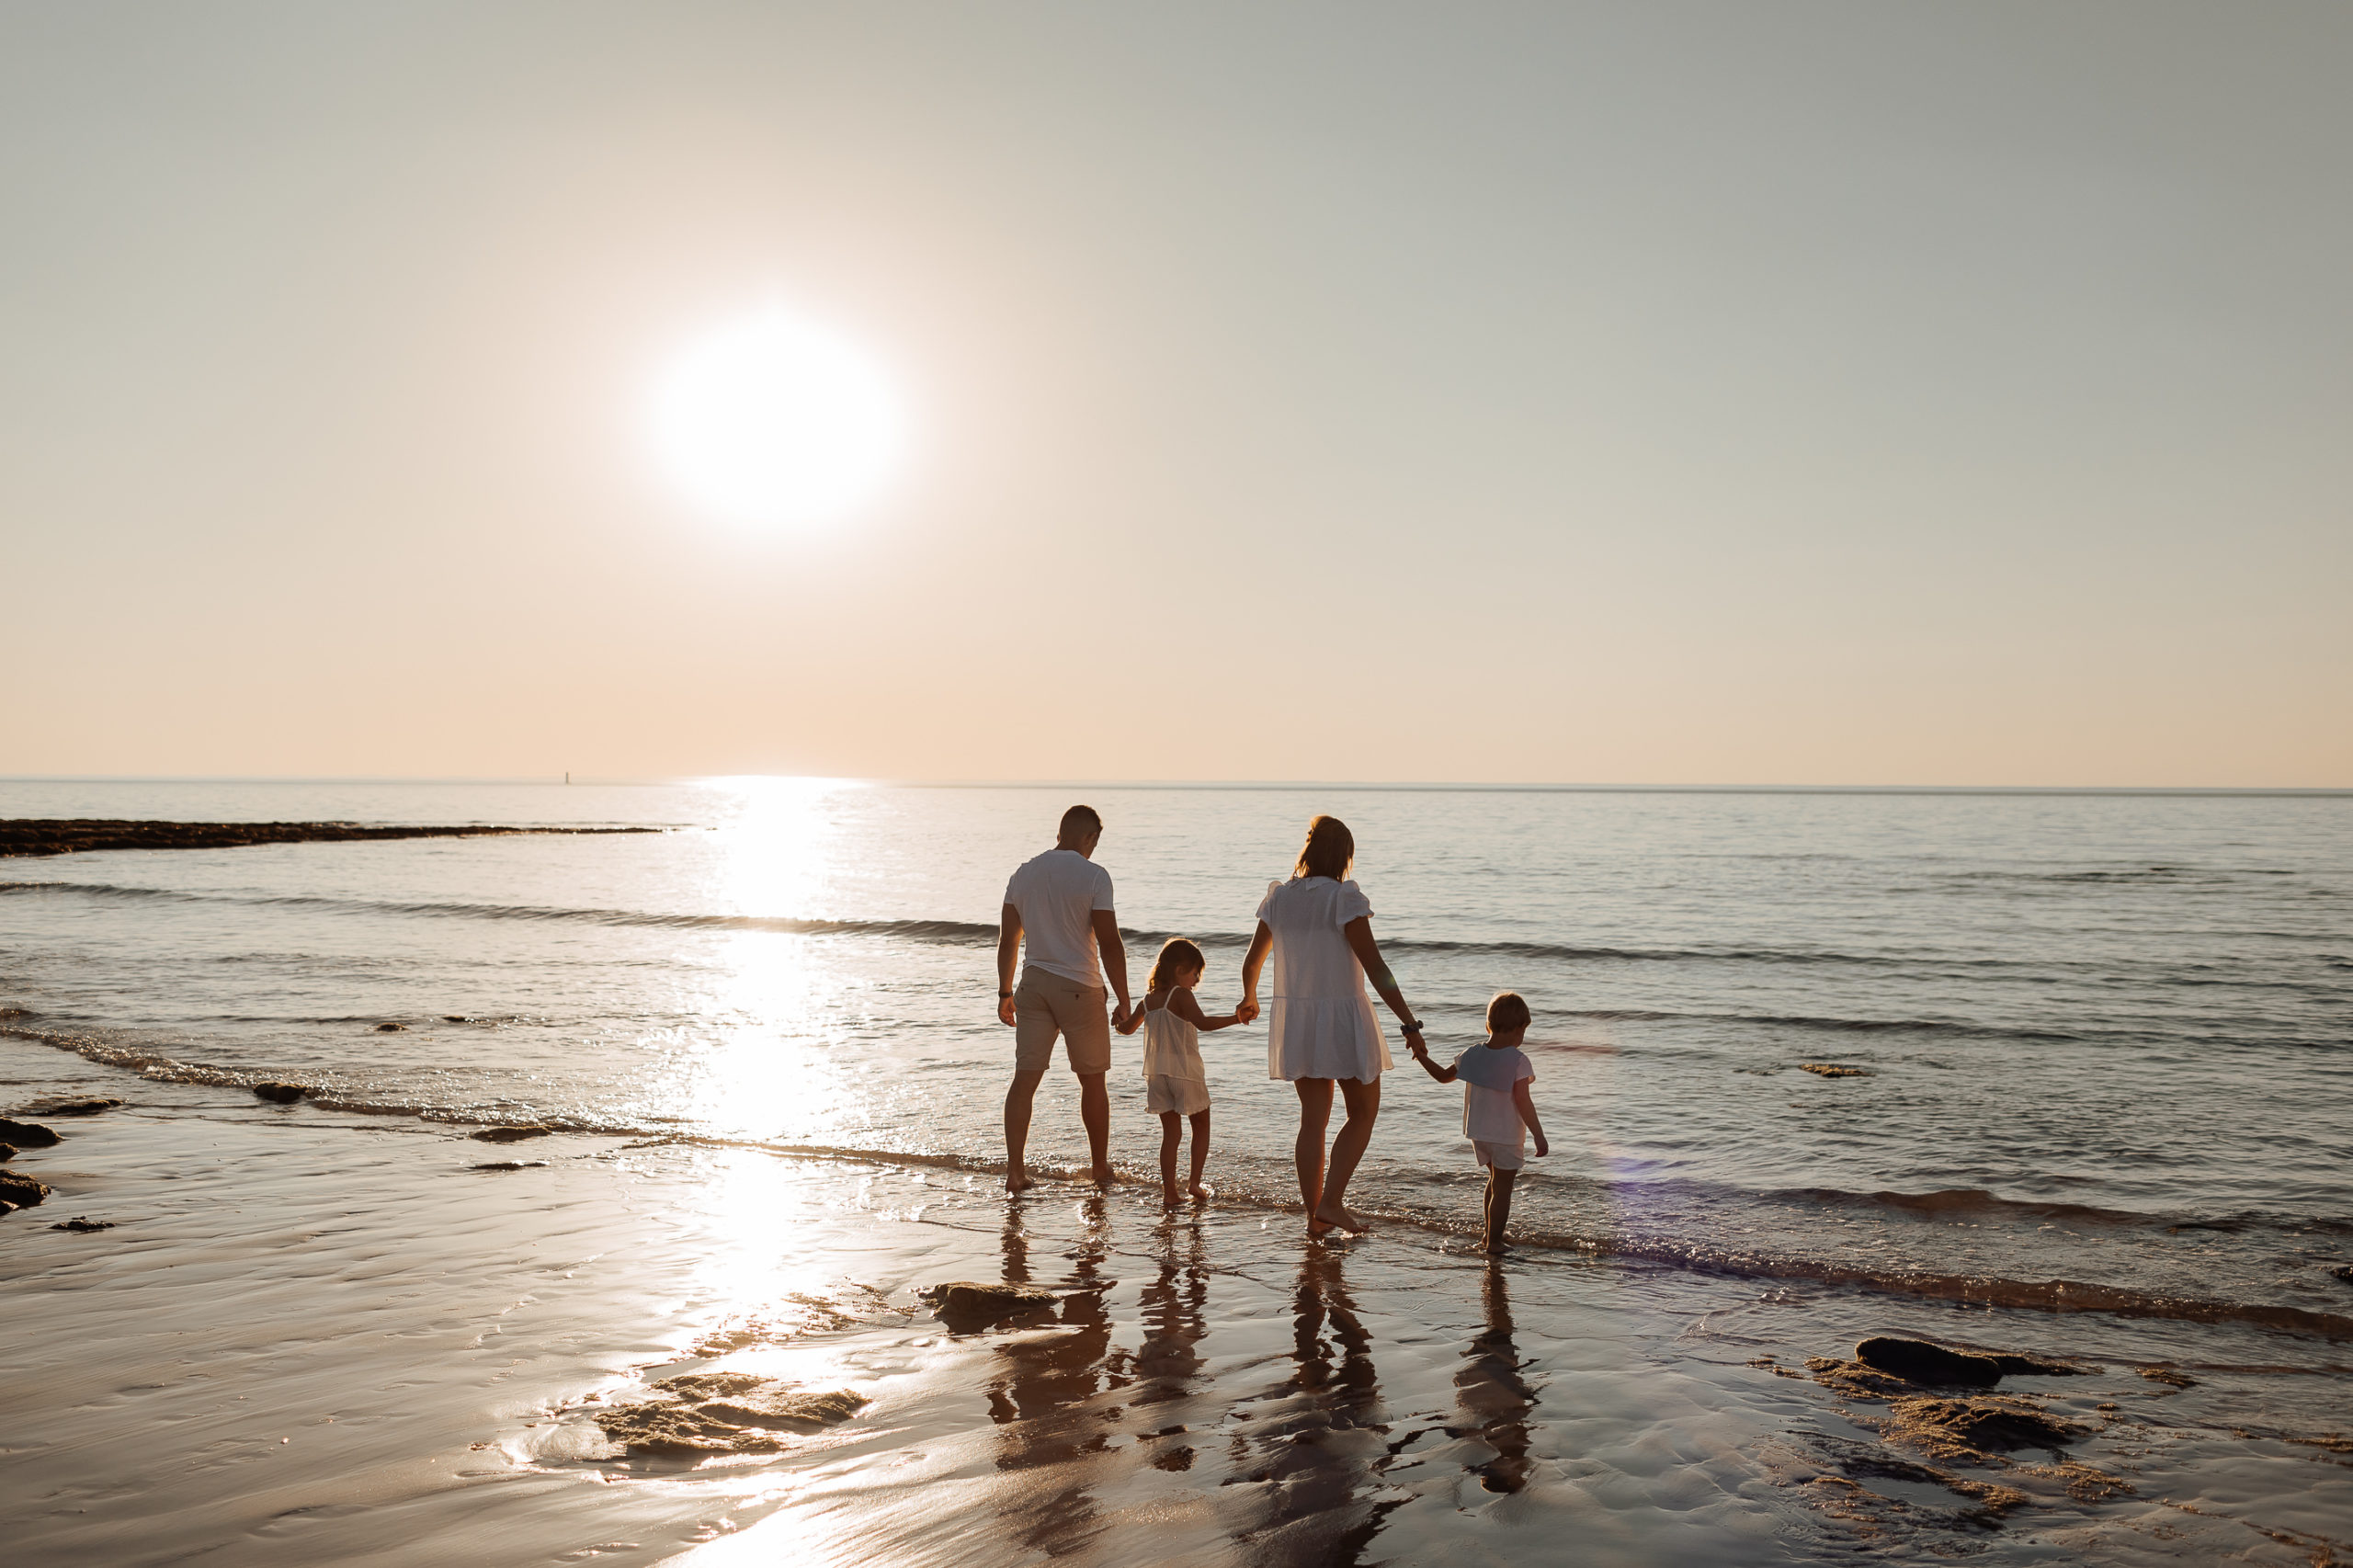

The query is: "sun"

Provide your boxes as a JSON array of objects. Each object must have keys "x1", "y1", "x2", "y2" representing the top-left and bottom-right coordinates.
[{"x1": 648, "y1": 302, "x2": 910, "y2": 528}]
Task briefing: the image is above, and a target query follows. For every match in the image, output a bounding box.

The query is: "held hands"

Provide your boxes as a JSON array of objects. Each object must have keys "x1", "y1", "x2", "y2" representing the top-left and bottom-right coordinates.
[
  {"x1": 1233, "y1": 996, "x2": 1261, "y2": 1026},
  {"x1": 1112, "y1": 998, "x2": 1133, "y2": 1031}
]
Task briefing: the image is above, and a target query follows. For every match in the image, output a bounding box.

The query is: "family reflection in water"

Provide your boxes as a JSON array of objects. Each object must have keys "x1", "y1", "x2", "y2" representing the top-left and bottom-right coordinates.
[{"x1": 974, "y1": 1201, "x2": 1543, "y2": 1561}]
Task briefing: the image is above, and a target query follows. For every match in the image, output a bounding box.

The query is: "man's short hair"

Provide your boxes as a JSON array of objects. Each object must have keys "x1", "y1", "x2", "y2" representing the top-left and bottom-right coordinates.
[{"x1": 1060, "y1": 804, "x2": 1102, "y2": 839}]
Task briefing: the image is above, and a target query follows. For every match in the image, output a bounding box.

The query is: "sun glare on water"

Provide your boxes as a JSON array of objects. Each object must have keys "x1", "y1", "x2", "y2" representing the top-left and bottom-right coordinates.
[{"x1": 648, "y1": 302, "x2": 910, "y2": 528}]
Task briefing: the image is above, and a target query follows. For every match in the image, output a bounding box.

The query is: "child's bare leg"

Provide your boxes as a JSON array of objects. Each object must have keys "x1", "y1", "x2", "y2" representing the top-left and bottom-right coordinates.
[
  {"x1": 1484, "y1": 1168, "x2": 1518, "y2": 1254},
  {"x1": 1187, "y1": 1110, "x2": 1211, "y2": 1199},
  {"x1": 1159, "y1": 1112, "x2": 1183, "y2": 1206}
]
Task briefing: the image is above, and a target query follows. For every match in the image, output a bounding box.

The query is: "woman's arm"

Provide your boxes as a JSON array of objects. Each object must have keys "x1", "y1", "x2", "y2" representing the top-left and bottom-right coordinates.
[
  {"x1": 1343, "y1": 916, "x2": 1425, "y2": 1054},
  {"x1": 1170, "y1": 989, "x2": 1240, "y2": 1032},
  {"x1": 1512, "y1": 1078, "x2": 1549, "y2": 1157},
  {"x1": 1236, "y1": 921, "x2": 1272, "y2": 1024}
]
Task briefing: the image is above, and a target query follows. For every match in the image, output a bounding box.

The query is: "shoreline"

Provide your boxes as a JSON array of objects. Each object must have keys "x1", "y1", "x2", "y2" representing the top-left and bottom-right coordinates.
[
  {"x1": 6, "y1": 1044, "x2": 2348, "y2": 1565},
  {"x1": 0, "y1": 819, "x2": 664, "y2": 858}
]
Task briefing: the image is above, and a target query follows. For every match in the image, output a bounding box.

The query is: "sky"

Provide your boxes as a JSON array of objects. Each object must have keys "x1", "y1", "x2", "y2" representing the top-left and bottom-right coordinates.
[{"x1": 2, "y1": 2, "x2": 2347, "y2": 787}]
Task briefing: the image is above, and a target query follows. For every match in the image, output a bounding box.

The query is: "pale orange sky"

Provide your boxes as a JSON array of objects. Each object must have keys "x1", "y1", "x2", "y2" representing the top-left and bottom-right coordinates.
[{"x1": 3, "y1": 3, "x2": 2347, "y2": 787}]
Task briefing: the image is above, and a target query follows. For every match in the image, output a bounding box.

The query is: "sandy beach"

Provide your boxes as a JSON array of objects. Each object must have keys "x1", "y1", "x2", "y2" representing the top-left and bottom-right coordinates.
[{"x1": 7, "y1": 1029, "x2": 2347, "y2": 1567}]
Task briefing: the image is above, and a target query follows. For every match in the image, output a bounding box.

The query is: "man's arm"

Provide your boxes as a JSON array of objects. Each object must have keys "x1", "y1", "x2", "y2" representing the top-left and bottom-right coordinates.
[
  {"x1": 997, "y1": 903, "x2": 1023, "y2": 1027},
  {"x1": 1513, "y1": 1078, "x2": 1548, "y2": 1156},
  {"x1": 1091, "y1": 907, "x2": 1132, "y2": 1027}
]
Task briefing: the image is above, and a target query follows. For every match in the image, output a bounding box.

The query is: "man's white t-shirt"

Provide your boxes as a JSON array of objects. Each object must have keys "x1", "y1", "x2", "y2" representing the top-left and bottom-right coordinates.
[{"x1": 1004, "y1": 849, "x2": 1116, "y2": 988}]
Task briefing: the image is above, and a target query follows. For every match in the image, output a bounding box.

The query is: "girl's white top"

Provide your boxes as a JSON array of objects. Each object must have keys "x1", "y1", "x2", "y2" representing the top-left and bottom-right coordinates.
[
  {"x1": 1256, "y1": 877, "x2": 1392, "y2": 1082},
  {"x1": 1140, "y1": 992, "x2": 1206, "y2": 1083}
]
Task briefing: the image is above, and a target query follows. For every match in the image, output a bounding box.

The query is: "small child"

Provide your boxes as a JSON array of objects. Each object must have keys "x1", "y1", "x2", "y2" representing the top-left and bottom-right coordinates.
[
  {"x1": 1409, "y1": 991, "x2": 1549, "y2": 1254},
  {"x1": 1120, "y1": 937, "x2": 1243, "y2": 1208}
]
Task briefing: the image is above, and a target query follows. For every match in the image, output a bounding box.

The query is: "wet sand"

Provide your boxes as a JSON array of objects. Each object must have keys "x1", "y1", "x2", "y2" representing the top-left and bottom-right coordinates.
[{"x1": 5, "y1": 1043, "x2": 2348, "y2": 1566}]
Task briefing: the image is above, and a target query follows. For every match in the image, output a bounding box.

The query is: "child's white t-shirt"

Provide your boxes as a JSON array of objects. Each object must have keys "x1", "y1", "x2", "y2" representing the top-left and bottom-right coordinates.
[{"x1": 1452, "y1": 1044, "x2": 1533, "y2": 1146}]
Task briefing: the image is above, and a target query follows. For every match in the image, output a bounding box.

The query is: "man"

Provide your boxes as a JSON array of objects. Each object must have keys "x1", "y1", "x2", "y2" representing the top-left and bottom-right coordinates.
[{"x1": 997, "y1": 803, "x2": 1132, "y2": 1190}]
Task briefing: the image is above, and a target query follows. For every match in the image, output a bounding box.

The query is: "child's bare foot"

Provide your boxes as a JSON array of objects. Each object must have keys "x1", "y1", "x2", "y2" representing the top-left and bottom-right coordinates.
[
  {"x1": 1188, "y1": 1182, "x2": 1214, "y2": 1202},
  {"x1": 1006, "y1": 1168, "x2": 1034, "y2": 1194},
  {"x1": 1483, "y1": 1239, "x2": 1511, "y2": 1256},
  {"x1": 1162, "y1": 1185, "x2": 1184, "y2": 1210}
]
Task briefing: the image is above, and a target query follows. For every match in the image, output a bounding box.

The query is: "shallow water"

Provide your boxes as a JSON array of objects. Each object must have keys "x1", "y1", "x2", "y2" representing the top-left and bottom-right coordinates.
[{"x1": 4, "y1": 779, "x2": 2347, "y2": 1334}]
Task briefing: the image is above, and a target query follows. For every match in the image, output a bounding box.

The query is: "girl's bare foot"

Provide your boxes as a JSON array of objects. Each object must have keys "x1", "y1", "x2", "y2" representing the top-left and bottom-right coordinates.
[
  {"x1": 1162, "y1": 1186, "x2": 1184, "y2": 1210},
  {"x1": 1188, "y1": 1182, "x2": 1214, "y2": 1202}
]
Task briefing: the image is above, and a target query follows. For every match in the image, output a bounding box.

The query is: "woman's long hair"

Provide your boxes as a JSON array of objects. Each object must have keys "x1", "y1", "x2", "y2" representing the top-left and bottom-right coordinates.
[
  {"x1": 1295, "y1": 814, "x2": 1355, "y2": 881},
  {"x1": 1148, "y1": 937, "x2": 1207, "y2": 993}
]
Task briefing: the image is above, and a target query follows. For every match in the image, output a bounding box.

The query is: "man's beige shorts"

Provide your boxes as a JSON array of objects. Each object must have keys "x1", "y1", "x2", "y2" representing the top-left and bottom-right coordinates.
[{"x1": 1013, "y1": 970, "x2": 1111, "y2": 1074}]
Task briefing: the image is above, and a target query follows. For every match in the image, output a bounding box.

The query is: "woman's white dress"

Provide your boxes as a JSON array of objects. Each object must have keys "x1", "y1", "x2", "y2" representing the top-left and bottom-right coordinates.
[{"x1": 1256, "y1": 877, "x2": 1392, "y2": 1083}]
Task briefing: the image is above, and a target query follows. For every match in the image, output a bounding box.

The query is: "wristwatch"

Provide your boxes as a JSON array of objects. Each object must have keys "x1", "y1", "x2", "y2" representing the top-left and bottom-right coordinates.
[{"x1": 1400, "y1": 1018, "x2": 1424, "y2": 1033}]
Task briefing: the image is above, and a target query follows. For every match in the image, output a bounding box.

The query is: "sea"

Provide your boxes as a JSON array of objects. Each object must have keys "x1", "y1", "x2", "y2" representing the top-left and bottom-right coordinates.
[{"x1": 4, "y1": 778, "x2": 2347, "y2": 1342}]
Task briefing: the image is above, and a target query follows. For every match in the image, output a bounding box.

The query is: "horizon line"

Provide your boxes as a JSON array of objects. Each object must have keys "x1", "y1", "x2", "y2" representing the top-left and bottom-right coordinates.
[{"x1": 1, "y1": 775, "x2": 2347, "y2": 800}]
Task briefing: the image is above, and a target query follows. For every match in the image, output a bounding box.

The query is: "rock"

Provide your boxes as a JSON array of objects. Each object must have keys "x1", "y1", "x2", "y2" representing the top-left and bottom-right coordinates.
[
  {"x1": 442, "y1": 1015, "x2": 474, "y2": 1023},
  {"x1": 1887, "y1": 1395, "x2": 2081, "y2": 1461},
  {"x1": 923, "y1": 1279, "x2": 1064, "y2": 1325},
  {"x1": 0, "y1": 1143, "x2": 16, "y2": 1162},
  {"x1": 1984, "y1": 1352, "x2": 2088, "y2": 1377},
  {"x1": 0, "y1": 1119, "x2": 60, "y2": 1148},
  {"x1": 2332, "y1": 1265, "x2": 2353, "y2": 1286},
  {"x1": 1855, "y1": 1337, "x2": 2004, "y2": 1387},
  {"x1": 469, "y1": 1161, "x2": 548, "y2": 1172},
  {"x1": 592, "y1": 1372, "x2": 867, "y2": 1455},
  {"x1": 1799, "y1": 1062, "x2": 1871, "y2": 1078},
  {"x1": 0, "y1": 1170, "x2": 53, "y2": 1210},
  {"x1": 2139, "y1": 1366, "x2": 2196, "y2": 1388},
  {"x1": 252, "y1": 1082, "x2": 307, "y2": 1104},
  {"x1": 468, "y1": 1126, "x2": 551, "y2": 1143},
  {"x1": 375, "y1": 1022, "x2": 406, "y2": 1032},
  {"x1": 19, "y1": 1096, "x2": 122, "y2": 1116},
  {"x1": 50, "y1": 1216, "x2": 114, "y2": 1233}
]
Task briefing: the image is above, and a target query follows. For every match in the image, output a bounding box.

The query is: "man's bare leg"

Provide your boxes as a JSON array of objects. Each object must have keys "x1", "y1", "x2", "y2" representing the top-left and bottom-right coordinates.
[
  {"x1": 1078, "y1": 1070, "x2": 1115, "y2": 1184},
  {"x1": 1004, "y1": 1067, "x2": 1046, "y2": 1192}
]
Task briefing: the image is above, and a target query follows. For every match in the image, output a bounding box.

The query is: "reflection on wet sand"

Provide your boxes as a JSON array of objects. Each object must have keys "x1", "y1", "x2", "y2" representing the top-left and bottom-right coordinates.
[
  {"x1": 984, "y1": 1196, "x2": 1124, "y2": 1556},
  {"x1": 1135, "y1": 1219, "x2": 1212, "y2": 1471},
  {"x1": 1233, "y1": 1248, "x2": 1401, "y2": 1566},
  {"x1": 1452, "y1": 1263, "x2": 1539, "y2": 1494}
]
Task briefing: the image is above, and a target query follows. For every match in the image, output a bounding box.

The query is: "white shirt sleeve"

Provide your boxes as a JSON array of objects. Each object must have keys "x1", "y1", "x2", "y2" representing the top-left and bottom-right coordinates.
[{"x1": 1092, "y1": 866, "x2": 1115, "y2": 911}]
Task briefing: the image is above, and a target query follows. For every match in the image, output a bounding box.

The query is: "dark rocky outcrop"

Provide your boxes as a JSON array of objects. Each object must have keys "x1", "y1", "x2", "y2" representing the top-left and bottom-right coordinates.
[
  {"x1": 592, "y1": 1372, "x2": 868, "y2": 1456},
  {"x1": 923, "y1": 1279, "x2": 1065, "y2": 1326},
  {"x1": 19, "y1": 1096, "x2": 122, "y2": 1117},
  {"x1": 252, "y1": 1083, "x2": 308, "y2": 1104},
  {"x1": 0, "y1": 819, "x2": 661, "y2": 859},
  {"x1": 1798, "y1": 1062, "x2": 1871, "y2": 1078},
  {"x1": 375, "y1": 1022, "x2": 407, "y2": 1032},
  {"x1": 1887, "y1": 1395, "x2": 2082, "y2": 1460},
  {"x1": 0, "y1": 1170, "x2": 53, "y2": 1210},
  {"x1": 469, "y1": 1161, "x2": 549, "y2": 1172},
  {"x1": 51, "y1": 1217, "x2": 114, "y2": 1233},
  {"x1": 0, "y1": 1143, "x2": 16, "y2": 1163},
  {"x1": 468, "y1": 1126, "x2": 552, "y2": 1143},
  {"x1": 1855, "y1": 1337, "x2": 2003, "y2": 1387},
  {"x1": 2332, "y1": 1264, "x2": 2353, "y2": 1286},
  {"x1": 0, "y1": 1119, "x2": 60, "y2": 1148},
  {"x1": 2139, "y1": 1366, "x2": 2196, "y2": 1388}
]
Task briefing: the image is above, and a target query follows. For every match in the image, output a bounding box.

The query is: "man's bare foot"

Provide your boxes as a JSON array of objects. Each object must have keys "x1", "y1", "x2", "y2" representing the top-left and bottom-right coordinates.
[
  {"x1": 1188, "y1": 1182, "x2": 1214, "y2": 1202},
  {"x1": 1006, "y1": 1169, "x2": 1034, "y2": 1194},
  {"x1": 1312, "y1": 1202, "x2": 1370, "y2": 1234}
]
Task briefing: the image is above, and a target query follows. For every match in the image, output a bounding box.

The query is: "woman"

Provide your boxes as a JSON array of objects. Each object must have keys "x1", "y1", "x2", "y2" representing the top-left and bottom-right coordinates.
[{"x1": 1239, "y1": 815, "x2": 1427, "y2": 1237}]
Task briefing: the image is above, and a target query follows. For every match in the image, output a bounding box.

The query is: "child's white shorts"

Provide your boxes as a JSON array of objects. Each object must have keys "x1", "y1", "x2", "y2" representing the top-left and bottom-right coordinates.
[
  {"x1": 1147, "y1": 1074, "x2": 1210, "y2": 1116},
  {"x1": 1473, "y1": 1138, "x2": 1524, "y2": 1171}
]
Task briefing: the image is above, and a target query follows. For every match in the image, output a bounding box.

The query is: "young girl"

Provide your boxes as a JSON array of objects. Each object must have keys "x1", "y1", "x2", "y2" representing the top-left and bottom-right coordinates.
[{"x1": 1125, "y1": 937, "x2": 1245, "y2": 1208}]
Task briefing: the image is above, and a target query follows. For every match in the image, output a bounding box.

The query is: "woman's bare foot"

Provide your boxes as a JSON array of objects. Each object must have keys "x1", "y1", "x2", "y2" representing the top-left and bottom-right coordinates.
[
  {"x1": 1162, "y1": 1185, "x2": 1184, "y2": 1210},
  {"x1": 1483, "y1": 1240, "x2": 1511, "y2": 1256},
  {"x1": 1188, "y1": 1181, "x2": 1214, "y2": 1202},
  {"x1": 1006, "y1": 1169, "x2": 1034, "y2": 1194}
]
